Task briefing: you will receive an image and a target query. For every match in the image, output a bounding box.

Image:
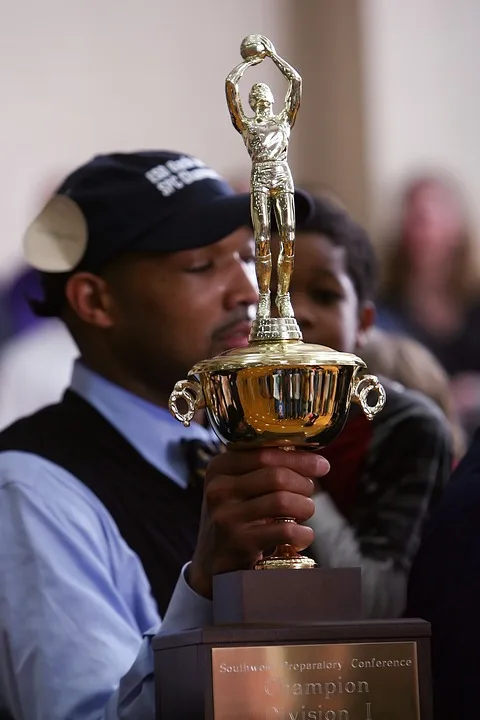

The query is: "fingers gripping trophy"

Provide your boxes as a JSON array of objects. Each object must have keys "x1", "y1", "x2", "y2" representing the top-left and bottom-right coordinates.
[
  {"x1": 169, "y1": 35, "x2": 386, "y2": 570},
  {"x1": 226, "y1": 34, "x2": 300, "y2": 329}
]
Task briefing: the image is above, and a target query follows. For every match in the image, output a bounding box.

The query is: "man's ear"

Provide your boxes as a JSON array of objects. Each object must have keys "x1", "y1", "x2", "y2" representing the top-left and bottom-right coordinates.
[
  {"x1": 356, "y1": 301, "x2": 376, "y2": 349},
  {"x1": 65, "y1": 272, "x2": 116, "y2": 329}
]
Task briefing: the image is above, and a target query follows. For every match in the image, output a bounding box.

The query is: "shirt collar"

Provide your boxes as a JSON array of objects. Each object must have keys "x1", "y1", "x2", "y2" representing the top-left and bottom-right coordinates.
[{"x1": 70, "y1": 360, "x2": 214, "y2": 488}]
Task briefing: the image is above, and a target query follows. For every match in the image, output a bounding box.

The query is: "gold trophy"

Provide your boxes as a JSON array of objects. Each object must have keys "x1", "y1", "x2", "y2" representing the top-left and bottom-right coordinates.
[
  {"x1": 169, "y1": 34, "x2": 386, "y2": 571},
  {"x1": 156, "y1": 36, "x2": 432, "y2": 720}
]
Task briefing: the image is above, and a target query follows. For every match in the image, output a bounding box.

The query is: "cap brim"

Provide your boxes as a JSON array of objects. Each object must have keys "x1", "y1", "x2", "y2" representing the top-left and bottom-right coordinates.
[
  {"x1": 133, "y1": 189, "x2": 314, "y2": 254},
  {"x1": 23, "y1": 195, "x2": 88, "y2": 272}
]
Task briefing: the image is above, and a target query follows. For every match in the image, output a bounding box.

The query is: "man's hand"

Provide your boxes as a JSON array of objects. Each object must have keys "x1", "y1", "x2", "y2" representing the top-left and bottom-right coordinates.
[{"x1": 188, "y1": 448, "x2": 329, "y2": 598}]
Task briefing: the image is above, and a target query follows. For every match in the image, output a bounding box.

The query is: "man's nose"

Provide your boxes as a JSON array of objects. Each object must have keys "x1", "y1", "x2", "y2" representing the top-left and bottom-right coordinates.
[{"x1": 224, "y1": 261, "x2": 259, "y2": 311}]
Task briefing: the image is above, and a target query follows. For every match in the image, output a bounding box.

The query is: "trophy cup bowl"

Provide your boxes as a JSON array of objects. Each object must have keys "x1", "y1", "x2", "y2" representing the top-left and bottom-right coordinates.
[{"x1": 169, "y1": 340, "x2": 385, "y2": 449}]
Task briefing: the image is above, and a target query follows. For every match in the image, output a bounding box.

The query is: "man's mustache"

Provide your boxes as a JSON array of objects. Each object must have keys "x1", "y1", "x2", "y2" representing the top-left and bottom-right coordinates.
[{"x1": 212, "y1": 306, "x2": 256, "y2": 339}]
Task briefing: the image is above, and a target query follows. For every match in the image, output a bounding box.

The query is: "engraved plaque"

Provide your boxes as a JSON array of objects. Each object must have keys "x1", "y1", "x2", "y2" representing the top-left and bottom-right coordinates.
[{"x1": 211, "y1": 641, "x2": 420, "y2": 719}]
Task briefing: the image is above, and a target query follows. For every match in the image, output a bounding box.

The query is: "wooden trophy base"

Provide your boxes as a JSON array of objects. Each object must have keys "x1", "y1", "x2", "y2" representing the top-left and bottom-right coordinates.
[
  {"x1": 153, "y1": 568, "x2": 432, "y2": 720},
  {"x1": 213, "y1": 568, "x2": 362, "y2": 625}
]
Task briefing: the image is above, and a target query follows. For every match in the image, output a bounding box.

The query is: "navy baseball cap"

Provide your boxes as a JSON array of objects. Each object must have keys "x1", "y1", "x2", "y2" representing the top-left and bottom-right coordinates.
[{"x1": 24, "y1": 150, "x2": 313, "y2": 273}]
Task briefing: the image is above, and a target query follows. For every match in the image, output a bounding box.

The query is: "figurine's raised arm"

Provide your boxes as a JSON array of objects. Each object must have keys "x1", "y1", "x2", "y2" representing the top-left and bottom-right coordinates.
[
  {"x1": 225, "y1": 58, "x2": 259, "y2": 134},
  {"x1": 263, "y1": 38, "x2": 302, "y2": 128}
]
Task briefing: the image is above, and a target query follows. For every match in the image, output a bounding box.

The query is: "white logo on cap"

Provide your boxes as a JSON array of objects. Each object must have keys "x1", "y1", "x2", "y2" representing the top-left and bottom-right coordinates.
[{"x1": 145, "y1": 156, "x2": 221, "y2": 197}]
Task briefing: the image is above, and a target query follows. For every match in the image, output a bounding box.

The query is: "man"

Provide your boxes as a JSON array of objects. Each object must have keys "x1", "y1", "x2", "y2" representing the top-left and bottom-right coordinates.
[
  {"x1": 226, "y1": 34, "x2": 301, "y2": 319},
  {"x1": 0, "y1": 150, "x2": 322, "y2": 719},
  {"x1": 288, "y1": 197, "x2": 453, "y2": 618},
  {"x1": 406, "y1": 432, "x2": 480, "y2": 719}
]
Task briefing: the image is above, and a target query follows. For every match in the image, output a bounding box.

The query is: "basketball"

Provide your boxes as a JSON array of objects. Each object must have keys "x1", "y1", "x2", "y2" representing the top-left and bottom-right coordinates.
[{"x1": 240, "y1": 34, "x2": 267, "y2": 61}]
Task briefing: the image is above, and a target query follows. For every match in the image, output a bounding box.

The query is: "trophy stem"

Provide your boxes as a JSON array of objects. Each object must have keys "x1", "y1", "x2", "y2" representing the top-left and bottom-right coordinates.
[{"x1": 254, "y1": 518, "x2": 316, "y2": 570}]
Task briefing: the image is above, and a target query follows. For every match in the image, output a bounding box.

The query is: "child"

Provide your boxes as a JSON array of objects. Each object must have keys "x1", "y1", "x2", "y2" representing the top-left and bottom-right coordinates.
[{"x1": 289, "y1": 196, "x2": 453, "y2": 618}]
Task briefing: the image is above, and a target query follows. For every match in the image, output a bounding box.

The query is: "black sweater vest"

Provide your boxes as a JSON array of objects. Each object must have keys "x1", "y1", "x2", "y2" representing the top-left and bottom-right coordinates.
[{"x1": 0, "y1": 391, "x2": 203, "y2": 617}]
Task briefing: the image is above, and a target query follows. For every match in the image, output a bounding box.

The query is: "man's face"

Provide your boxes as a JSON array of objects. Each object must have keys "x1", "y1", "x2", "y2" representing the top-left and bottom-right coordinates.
[
  {"x1": 285, "y1": 233, "x2": 372, "y2": 353},
  {"x1": 103, "y1": 227, "x2": 258, "y2": 398}
]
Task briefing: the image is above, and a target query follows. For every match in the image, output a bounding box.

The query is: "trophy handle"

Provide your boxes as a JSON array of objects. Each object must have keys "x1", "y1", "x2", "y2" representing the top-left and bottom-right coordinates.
[
  {"x1": 352, "y1": 374, "x2": 386, "y2": 420},
  {"x1": 168, "y1": 379, "x2": 205, "y2": 427}
]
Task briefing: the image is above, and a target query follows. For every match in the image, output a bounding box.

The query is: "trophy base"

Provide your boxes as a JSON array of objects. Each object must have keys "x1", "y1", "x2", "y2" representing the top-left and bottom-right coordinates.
[
  {"x1": 154, "y1": 620, "x2": 433, "y2": 720},
  {"x1": 213, "y1": 568, "x2": 362, "y2": 625},
  {"x1": 249, "y1": 316, "x2": 302, "y2": 342}
]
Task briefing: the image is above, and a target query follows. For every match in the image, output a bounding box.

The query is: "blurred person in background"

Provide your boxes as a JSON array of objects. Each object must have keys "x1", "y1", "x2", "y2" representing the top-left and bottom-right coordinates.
[
  {"x1": 0, "y1": 172, "x2": 77, "y2": 430},
  {"x1": 361, "y1": 327, "x2": 466, "y2": 464},
  {"x1": 407, "y1": 418, "x2": 480, "y2": 719},
  {"x1": 285, "y1": 196, "x2": 453, "y2": 619},
  {"x1": 3, "y1": 267, "x2": 43, "y2": 337},
  {"x1": 377, "y1": 174, "x2": 480, "y2": 437},
  {"x1": 0, "y1": 267, "x2": 77, "y2": 429}
]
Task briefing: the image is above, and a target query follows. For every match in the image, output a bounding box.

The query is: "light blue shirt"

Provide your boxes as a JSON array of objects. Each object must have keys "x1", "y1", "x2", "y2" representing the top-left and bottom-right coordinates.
[{"x1": 0, "y1": 361, "x2": 214, "y2": 719}]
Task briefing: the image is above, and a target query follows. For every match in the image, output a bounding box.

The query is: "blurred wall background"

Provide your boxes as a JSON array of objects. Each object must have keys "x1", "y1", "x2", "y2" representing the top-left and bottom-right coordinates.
[{"x1": 0, "y1": 0, "x2": 479, "y2": 275}]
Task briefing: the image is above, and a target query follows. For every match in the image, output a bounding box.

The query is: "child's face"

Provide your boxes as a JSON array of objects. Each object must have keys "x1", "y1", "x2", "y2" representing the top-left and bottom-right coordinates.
[{"x1": 287, "y1": 233, "x2": 374, "y2": 353}]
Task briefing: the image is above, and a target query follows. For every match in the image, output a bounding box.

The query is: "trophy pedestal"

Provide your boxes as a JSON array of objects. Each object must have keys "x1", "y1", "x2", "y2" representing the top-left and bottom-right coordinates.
[
  {"x1": 213, "y1": 568, "x2": 362, "y2": 625},
  {"x1": 154, "y1": 619, "x2": 432, "y2": 720},
  {"x1": 153, "y1": 568, "x2": 432, "y2": 720}
]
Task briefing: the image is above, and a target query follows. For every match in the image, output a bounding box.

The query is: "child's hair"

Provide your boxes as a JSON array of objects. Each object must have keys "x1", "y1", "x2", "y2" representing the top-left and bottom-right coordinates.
[
  {"x1": 361, "y1": 327, "x2": 466, "y2": 461},
  {"x1": 298, "y1": 195, "x2": 379, "y2": 304}
]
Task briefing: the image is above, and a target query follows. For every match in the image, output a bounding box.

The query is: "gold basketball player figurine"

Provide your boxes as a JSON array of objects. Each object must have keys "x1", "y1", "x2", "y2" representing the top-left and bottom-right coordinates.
[{"x1": 226, "y1": 34, "x2": 300, "y2": 325}]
